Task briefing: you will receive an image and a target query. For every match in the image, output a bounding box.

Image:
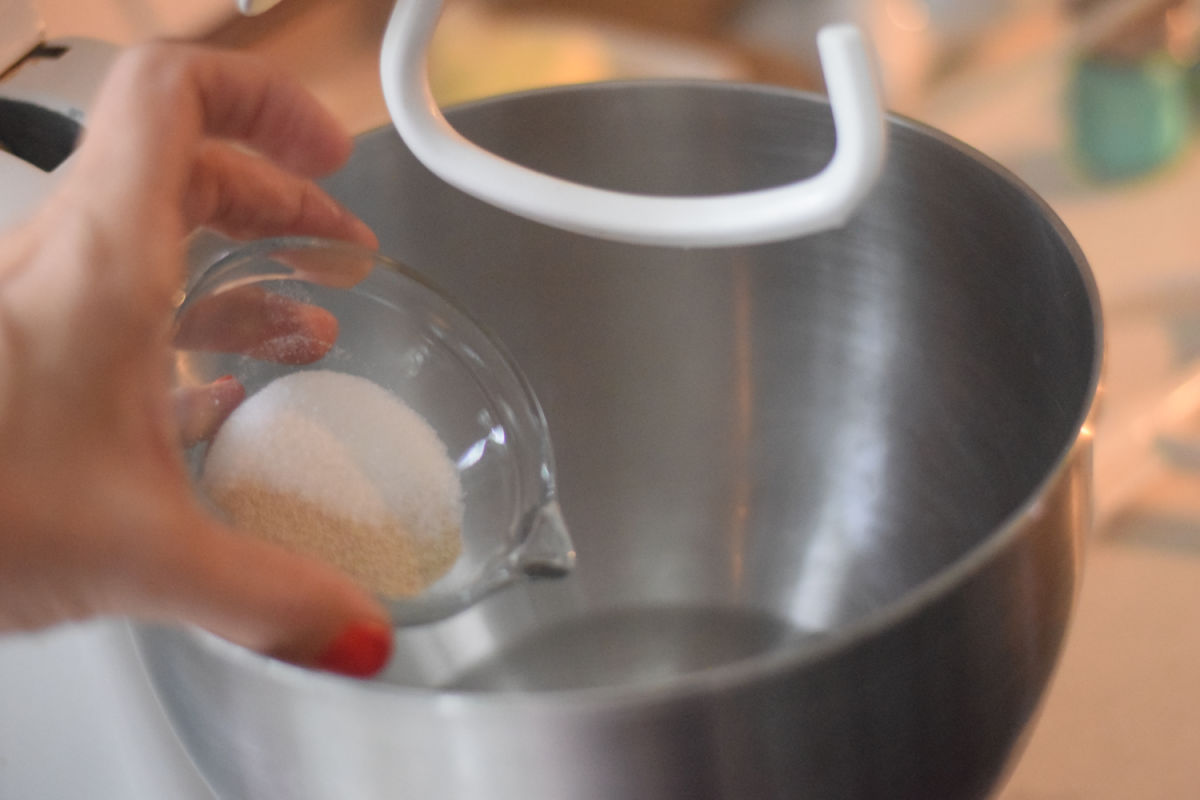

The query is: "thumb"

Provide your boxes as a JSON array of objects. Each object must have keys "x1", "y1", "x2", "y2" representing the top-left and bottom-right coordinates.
[{"x1": 143, "y1": 514, "x2": 393, "y2": 678}]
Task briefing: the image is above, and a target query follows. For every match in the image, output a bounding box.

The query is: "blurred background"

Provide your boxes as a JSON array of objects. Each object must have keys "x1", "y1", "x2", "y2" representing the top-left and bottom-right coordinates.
[{"x1": 6, "y1": 0, "x2": 1200, "y2": 797}]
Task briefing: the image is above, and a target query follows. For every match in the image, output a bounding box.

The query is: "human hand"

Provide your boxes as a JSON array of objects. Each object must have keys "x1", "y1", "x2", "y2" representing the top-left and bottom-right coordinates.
[{"x1": 0, "y1": 44, "x2": 393, "y2": 677}]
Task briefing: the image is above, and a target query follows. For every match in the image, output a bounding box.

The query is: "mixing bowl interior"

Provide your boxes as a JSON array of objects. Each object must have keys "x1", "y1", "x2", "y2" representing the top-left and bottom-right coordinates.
[
  {"x1": 133, "y1": 82, "x2": 1099, "y2": 800},
  {"x1": 316, "y1": 82, "x2": 1098, "y2": 693}
]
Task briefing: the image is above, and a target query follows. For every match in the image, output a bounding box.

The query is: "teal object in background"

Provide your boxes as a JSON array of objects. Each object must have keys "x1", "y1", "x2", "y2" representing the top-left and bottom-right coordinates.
[{"x1": 1069, "y1": 53, "x2": 1189, "y2": 182}]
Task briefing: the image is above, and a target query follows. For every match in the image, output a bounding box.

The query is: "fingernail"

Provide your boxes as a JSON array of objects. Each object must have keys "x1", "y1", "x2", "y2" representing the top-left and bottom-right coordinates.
[
  {"x1": 214, "y1": 374, "x2": 236, "y2": 384},
  {"x1": 315, "y1": 620, "x2": 393, "y2": 678}
]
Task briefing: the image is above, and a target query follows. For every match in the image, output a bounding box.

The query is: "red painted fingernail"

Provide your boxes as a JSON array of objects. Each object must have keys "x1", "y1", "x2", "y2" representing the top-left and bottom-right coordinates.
[
  {"x1": 315, "y1": 621, "x2": 393, "y2": 678},
  {"x1": 215, "y1": 374, "x2": 236, "y2": 384}
]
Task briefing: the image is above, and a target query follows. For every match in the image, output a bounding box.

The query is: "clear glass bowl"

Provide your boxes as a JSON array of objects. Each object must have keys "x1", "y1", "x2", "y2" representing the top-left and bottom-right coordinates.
[{"x1": 173, "y1": 236, "x2": 574, "y2": 626}]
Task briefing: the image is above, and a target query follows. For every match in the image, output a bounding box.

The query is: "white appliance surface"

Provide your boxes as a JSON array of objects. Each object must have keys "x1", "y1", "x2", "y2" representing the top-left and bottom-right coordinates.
[
  {"x1": 0, "y1": 621, "x2": 214, "y2": 799},
  {"x1": 0, "y1": 38, "x2": 123, "y2": 233}
]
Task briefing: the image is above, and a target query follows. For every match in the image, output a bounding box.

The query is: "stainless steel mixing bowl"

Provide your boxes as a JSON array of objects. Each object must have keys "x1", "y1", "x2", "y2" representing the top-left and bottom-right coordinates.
[{"x1": 134, "y1": 81, "x2": 1101, "y2": 800}]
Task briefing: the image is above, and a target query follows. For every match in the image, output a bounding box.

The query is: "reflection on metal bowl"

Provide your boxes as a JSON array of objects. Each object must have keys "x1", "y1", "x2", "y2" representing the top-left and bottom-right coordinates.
[{"x1": 134, "y1": 81, "x2": 1100, "y2": 800}]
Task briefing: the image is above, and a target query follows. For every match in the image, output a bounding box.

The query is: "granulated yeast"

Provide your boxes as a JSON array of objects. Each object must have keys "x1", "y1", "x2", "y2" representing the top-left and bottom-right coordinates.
[{"x1": 201, "y1": 370, "x2": 464, "y2": 597}]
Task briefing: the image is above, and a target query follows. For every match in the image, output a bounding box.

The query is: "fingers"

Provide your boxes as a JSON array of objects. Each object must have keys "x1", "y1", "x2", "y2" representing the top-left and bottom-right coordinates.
[
  {"x1": 83, "y1": 43, "x2": 353, "y2": 197},
  {"x1": 184, "y1": 48, "x2": 352, "y2": 178},
  {"x1": 186, "y1": 142, "x2": 377, "y2": 249},
  {"x1": 174, "y1": 285, "x2": 339, "y2": 364},
  {"x1": 276, "y1": 247, "x2": 377, "y2": 289},
  {"x1": 67, "y1": 43, "x2": 374, "y2": 295},
  {"x1": 144, "y1": 511, "x2": 393, "y2": 677},
  {"x1": 174, "y1": 376, "x2": 245, "y2": 448}
]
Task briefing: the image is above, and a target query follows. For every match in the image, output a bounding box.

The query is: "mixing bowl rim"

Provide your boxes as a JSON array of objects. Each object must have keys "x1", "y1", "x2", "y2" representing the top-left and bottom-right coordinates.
[{"x1": 154, "y1": 80, "x2": 1103, "y2": 710}]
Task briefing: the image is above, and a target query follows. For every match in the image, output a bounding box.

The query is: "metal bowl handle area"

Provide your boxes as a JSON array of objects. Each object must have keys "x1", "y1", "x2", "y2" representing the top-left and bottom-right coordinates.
[{"x1": 379, "y1": 0, "x2": 889, "y2": 248}]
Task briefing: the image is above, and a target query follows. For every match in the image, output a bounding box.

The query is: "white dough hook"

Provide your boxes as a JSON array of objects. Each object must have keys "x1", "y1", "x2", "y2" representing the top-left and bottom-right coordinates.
[{"x1": 378, "y1": 0, "x2": 888, "y2": 248}]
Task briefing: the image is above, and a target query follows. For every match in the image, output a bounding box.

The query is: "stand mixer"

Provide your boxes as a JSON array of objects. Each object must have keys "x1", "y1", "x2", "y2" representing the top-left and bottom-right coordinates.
[
  {"x1": 0, "y1": 2, "x2": 1101, "y2": 798},
  {"x1": 0, "y1": 25, "x2": 118, "y2": 232},
  {"x1": 137, "y1": 3, "x2": 1099, "y2": 800}
]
